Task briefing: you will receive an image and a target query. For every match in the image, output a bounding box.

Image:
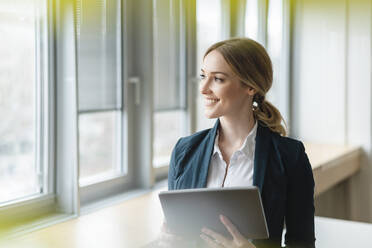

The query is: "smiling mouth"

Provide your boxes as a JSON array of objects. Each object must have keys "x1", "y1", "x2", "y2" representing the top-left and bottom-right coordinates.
[{"x1": 204, "y1": 98, "x2": 220, "y2": 105}]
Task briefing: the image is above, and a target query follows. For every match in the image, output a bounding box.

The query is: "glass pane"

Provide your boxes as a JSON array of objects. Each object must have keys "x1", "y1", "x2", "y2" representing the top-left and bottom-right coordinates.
[
  {"x1": 153, "y1": 111, "x2": 184, "y2": 168},
  {"x1": 196, "y1": 0, "x2": 222, "y2": 131},
  {"x1": 245, "y1": 0, "x2": 259, "y2": 40},
  {"x1": 0, "y1": 1, "x2": 41, "y2": 203},
  {"x1": 76, "y1": 0, "x2": 122, "y2": 112},
  {"x1": 79, "y1": 111, "x2": 120, "y2": 185},
  {"x1": 267, "y1": 0, "x2": 283, "y2": 107}
]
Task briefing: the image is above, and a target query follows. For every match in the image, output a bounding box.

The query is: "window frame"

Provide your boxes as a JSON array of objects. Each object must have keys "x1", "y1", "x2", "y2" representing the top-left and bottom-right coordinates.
[
  {"x1": 0, "y1": 0, "x2": 54, "y2": 211},
  {"x1": 76, "y1": 0, "x2": 135, "y2": 207},
  {"x1": 0, "y1": 0, "x2": 61, "y2": 235}
]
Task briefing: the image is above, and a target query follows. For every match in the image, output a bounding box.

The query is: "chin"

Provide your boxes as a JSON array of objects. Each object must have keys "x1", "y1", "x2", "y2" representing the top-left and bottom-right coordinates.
[{"x1": 204, "y1": 111, "x2": 221, "y2": 119}]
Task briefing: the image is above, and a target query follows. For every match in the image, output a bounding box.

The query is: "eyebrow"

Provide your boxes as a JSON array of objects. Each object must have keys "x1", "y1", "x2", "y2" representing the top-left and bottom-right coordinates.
[{"x1": 200, "y1": 69, "x2": 230, "y2": 77}]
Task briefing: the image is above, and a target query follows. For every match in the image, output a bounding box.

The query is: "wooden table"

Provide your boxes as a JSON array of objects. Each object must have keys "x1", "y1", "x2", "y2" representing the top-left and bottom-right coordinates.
[{"x1": 304, "y1": 143, "x2": 362, "y2": 196}]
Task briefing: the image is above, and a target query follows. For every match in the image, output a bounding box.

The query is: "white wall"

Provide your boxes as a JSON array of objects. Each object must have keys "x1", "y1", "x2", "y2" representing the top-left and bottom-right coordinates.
[{"x1": 293, "y1": 0, "x2": 372, "y2": 222}]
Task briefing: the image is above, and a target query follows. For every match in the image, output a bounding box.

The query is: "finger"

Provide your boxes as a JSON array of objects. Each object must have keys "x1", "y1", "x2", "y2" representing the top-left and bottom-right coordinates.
[
  {"x1": 220, "y1": 215, "x2": 245, "y2": 241},
  {"x1": 201, "y1": 227, "x2": 230, "y2": 247},
  {"x1": 200, "y1": 233, "x2": 224, "y2": 248}
]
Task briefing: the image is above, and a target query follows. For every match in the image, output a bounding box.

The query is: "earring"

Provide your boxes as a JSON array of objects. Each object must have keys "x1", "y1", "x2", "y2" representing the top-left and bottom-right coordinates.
[{"x1": 252, "y1": 101, "x2": 258, "y2": 110}]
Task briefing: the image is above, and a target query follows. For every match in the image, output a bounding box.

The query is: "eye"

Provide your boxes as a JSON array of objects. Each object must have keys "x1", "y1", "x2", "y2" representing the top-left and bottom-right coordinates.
[
  {"x1": 199, "y1": 74, "x2": 206, "y2": 80},
  {"x1": 214, "y1": 77, "x2": 224, "y2": 83}
]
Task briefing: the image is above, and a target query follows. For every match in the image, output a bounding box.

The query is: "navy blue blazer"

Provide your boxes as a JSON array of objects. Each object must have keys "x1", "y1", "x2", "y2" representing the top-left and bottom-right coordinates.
[{"x1": 168, "y1": 119, "x2": 315, "y2": 248}]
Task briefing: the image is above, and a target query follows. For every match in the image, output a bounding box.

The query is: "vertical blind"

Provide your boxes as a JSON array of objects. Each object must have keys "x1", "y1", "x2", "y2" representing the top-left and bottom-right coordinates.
[
  {"x1": 153, "y1": 0, "x2": 186, "y2": 111},
  {"x1": 76, "y1": 0, "x2": 122, "y2": 112}
]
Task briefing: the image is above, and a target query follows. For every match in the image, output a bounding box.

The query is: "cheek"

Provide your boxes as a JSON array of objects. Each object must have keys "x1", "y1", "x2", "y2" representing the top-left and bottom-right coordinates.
[
  {"x1": 210, "y1": 84, "x2": 232, "y2": 98},
  {"x1": 223, "y1": 91, "x2": 249, "y2": 109},
  {"x1": 215, "y1": 86, "x2": 240, "y2": 101}
]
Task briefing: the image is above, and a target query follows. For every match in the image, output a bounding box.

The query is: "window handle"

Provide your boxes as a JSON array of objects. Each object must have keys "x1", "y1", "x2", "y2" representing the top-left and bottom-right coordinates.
[{"x1": 128, "y1": 77, "x2": 141, "y2": 105}]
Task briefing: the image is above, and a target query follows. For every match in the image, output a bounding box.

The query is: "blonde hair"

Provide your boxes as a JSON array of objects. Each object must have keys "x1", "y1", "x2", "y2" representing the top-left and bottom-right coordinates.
[{"x1": 204, "y1": 38, "x2": 287, "y2": 136}]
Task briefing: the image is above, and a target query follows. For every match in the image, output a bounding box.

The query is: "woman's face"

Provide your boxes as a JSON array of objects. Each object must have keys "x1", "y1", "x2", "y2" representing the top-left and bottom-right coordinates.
[{"x1": 200, "y1": 50, "x2": 255, "y2": 119}]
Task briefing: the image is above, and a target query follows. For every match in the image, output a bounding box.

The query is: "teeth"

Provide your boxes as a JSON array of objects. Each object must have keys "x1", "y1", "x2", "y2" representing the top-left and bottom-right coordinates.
[{"x1": 205, "y1": 99, "x2": 219, "y2": 104}]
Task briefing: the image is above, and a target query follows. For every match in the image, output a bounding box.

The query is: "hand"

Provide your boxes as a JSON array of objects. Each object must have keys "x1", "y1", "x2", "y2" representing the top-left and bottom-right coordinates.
[
  {"x1": 156, "y1": 221, "x2": 186, "y2": 248},
  {"x1": 200, "y1": 215, "x2": 256, "y2": 248}
]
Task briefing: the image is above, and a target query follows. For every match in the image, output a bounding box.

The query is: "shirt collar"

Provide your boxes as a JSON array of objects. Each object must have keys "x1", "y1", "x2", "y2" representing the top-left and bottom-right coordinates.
[{"x1": 212, "y1": 121, "x2": 258, "y2": 158}]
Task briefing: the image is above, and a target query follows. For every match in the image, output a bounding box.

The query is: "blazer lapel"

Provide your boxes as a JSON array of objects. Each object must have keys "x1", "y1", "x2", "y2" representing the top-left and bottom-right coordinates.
[
  {"x1": 253, "y1": 122, "x2": 272, "y2": 194},
  {"x1": 197, "y1": 119, "x2": 219, "y2": 188}
]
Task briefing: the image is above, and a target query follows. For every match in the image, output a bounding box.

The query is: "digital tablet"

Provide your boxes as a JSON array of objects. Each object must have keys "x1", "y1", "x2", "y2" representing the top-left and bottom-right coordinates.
[{"x1": 159, "y1": 186, "x2": 269, "y2": 240}]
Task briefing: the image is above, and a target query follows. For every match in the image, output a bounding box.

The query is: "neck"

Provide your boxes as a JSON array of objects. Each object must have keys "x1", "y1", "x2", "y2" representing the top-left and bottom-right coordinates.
[{"x1": 218, "y1": 113, "x2": 256, "y2": 148}]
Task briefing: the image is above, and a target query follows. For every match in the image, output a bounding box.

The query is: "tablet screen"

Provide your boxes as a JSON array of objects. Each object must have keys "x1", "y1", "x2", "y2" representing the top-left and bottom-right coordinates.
[{"x1": 159, "y1": 186, "x2": 268, "y2": 240}]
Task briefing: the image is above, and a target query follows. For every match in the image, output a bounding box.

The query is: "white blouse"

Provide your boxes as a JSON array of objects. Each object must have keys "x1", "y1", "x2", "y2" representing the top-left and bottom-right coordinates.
[{"x1": 206, "y1": 121, "x2": 258, "y2": 188}]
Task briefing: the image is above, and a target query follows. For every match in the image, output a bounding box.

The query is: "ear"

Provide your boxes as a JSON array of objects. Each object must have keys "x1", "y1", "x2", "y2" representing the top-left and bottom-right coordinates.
[{"x1": 245, "y1": 86, "x2": 256, "y2": 96}]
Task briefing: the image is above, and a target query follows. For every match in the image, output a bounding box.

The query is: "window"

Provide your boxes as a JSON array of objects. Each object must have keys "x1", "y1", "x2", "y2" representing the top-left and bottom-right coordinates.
[
  {"x1": 245, "y1": 0, "x2": 259, "y2": 40},
  {"x1": 0, "y1": 0, "x2": 296, "y2": 238},
  {"x1": 76, "y1": 0, "x2": 124, "y2": 187},
  {"x1": 196, "y1": 0, "x2": 222, "y2": 131},
  {"x1": 266, "y1": 0, "x2": 283, "y2": 107},
  {"x1": 266, "y1": 0, "x2": 290, "y2": 124},
  {"x1": 0, "y1": 0, "x2": 49, "y2": 204},
  {"x1": 196, "y1": 0, "x2": 222, "y2": 68}
]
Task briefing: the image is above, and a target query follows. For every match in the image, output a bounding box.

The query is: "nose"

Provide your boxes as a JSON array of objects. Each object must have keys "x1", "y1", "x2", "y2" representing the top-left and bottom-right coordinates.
[{"x1": 199, "y1": 76, "x2": 212, "y2": 95}]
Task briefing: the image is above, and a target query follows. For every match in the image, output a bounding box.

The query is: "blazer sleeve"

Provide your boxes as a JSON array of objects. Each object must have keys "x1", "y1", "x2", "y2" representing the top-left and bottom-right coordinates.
[{"x1": 285, "y1": 142, "x2": 316, "y2": 248}]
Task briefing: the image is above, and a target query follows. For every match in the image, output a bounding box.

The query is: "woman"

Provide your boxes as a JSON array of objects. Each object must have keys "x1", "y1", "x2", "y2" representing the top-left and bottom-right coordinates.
[{"x1": 162, "y1": 38, "x2": 315, "y2": 248}]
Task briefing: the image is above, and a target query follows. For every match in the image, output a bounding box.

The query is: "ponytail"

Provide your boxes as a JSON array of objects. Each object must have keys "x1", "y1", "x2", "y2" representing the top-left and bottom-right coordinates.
[{"x1": 253, "y1": 94, "x2": 287, "y2": 136}]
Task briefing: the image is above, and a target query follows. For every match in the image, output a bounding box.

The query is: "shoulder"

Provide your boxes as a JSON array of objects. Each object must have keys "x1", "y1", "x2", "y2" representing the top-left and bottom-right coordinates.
[
  {"x1": 272, "y1": 133, "x2": 305, "y2": 157},
  {"x1": 267, "y1": 130, "x2": 313, "y2": 182},
  {"x1": 173, "y1": 128, "x2": 212, "y2": 155},
  {"x1": 266, "y1": 127, "x2": 308, "y2": 170},
  {"x1": 169, "y1": 127, "x2": 215, "y2": 188},
  {"x1": 256, "y1": 121, "x2": 304, "y2": 157}
]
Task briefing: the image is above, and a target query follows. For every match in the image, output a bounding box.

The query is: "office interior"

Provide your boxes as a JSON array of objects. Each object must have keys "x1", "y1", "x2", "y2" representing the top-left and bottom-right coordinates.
[{"x1": 1, "y1": 0, "x2": 372, "y2": 247}]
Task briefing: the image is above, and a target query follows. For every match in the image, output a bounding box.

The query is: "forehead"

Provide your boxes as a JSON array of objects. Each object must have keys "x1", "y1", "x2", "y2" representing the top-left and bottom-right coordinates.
[{"x1": 202, "y1": 50, "x2": 233, "y2": 74}]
